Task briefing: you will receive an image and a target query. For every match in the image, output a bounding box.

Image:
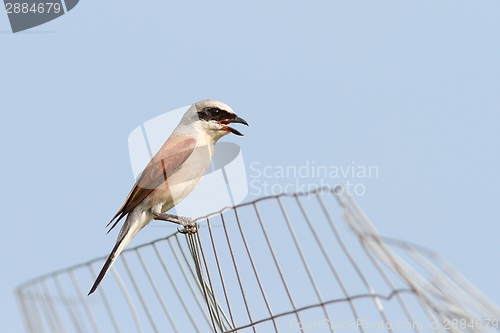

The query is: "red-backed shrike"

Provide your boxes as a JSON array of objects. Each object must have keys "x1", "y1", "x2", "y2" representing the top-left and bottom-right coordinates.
[{"x1": 88, "y1": 100, "x2": 248, "y2": 295}]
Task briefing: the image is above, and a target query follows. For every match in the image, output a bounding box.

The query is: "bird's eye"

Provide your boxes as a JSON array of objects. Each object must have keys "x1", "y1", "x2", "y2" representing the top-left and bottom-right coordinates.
[{"x1": 211, "y1": 108, "x2": 220, "y2": 116}]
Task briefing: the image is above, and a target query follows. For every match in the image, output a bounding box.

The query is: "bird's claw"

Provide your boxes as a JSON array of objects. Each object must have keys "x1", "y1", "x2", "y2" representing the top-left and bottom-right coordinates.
[{"x1": 178, "y1": 222, "x2": 198, "y2": 234}]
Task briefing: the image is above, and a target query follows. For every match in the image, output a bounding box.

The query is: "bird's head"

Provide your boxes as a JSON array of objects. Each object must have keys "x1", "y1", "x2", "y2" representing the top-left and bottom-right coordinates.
[{"x1": 192, "y1": 100, "x2": 249, "y2": 140}]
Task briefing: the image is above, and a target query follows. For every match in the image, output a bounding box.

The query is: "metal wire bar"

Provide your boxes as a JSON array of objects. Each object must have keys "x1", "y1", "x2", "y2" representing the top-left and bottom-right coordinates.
[
  {"x1": 110, "y1": 267, "x2": 143, "y2": 332},
  {"x1": 334, "y1": 189, "x2": 479, "y2": 333},
  {"x1": 39, "y1": 279, "x2": 63, "y2": 333},
  {"x1": 121, "y1": 254, "x2": 159, "y2": 333},
  {"x1": 135, "y1": 248, "x2": 180, "y2": 333},
  {"x1": 406, "y1": 243, "x2": 495, "y2": 318},
  {"x1": 400, "y1": 242, "x2": 495, "y2": 333},
  {"x1": 16, "y1": 186, "x2": 500, "y2": 333},
  {"x1": 189, "y1": 232, "x2": 223, "y2": 332},
  {"x1": 69, "y1": 270, "x2": 101, "y2": 333},
  {"x1": 360, "y1": 243, "x2": 421, "y2": 333},
  {"x1": 87, "y1": 264, "x2": 121, "y2": 333},
  {"x1": 195, "y1": 229, "x2": 234, "y2": 332},
  {"x1": 336, "y1": 190, "x2": 450, "y2": 333},
  {"x1": 166, "y1": 236, "x2": 212, "y2": 328},
  {"x1": 16, "y1": 289, "x2": 35, "y2": 333},
  {"x1": 232, "y1": 207, "x2": 279, "y2": 330},
  {"x1": 252, "y1": 201, "x2": 305, "y2": 333},
  {"x1": 330, "y1": 193, "x2": 391, "y2": 331},
  {"x1": 224, "y1": 288, "x2": 415, "y2": 333},
  {"x1": 206, "y1": 217, "x2": 237, "y2": 328},
  {"x1": 315, "y1": 194, "x2": 367, "y2": 331},
  {"x1": 423, "y1": 250, "x2": 500, "y2": 318},
  {"x1": 153, "y1": 241, "x2": 203, "y2": 333},
  {"x1": 192, "y1": 230, "x2": 234, "y2": 332},
  {"x1": 296, "y1": 194, "x2": 366, "y2": 333},
  {"x1": 31, "y1": 284, "x2": 49, "y2": 333},
  {"x1": 53, "y1": 274, "x2": 84, "y2": 333},
  {"x1": 220, "y1": 213, "x2": 259, "y2": 333},
  {"x1": 17, "y1": 289, "x2": 36, "y2": 333},
  {"x1": 275, "y1": 196, "x2": 334, "y2": 333},
  {"x1": 178, "y1": 231, "x2": 235, "y2": 332}
]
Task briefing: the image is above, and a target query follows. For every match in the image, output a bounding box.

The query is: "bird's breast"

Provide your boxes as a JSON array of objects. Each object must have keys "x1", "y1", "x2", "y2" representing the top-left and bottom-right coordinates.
[{"x1": 152, "y1": 141, "x2": 215, "y2": 212}]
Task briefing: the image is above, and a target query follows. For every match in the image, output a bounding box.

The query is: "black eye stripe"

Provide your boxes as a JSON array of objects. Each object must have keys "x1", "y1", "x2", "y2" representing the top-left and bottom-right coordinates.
[{"x1": 198, "y1": 107, "x2": 234, "y2": 121}]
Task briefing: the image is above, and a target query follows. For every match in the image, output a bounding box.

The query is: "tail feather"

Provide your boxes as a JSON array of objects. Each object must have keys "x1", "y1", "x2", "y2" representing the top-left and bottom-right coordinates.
[
  {"x1": 88, "y1": 211, "x2": 149, "y2": 295},
  {"x1": 88, "y1": 241, "x2": 123, "y2": 295}
]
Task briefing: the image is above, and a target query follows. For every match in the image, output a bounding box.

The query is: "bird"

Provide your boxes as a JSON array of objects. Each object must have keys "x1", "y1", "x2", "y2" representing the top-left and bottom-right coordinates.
[{"x1": 88, "y1": 100, "x2": 248, "y2": 295}]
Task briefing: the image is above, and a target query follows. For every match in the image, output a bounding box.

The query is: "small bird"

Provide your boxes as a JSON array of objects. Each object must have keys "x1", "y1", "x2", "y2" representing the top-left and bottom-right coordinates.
[{"x1": 88, "y1": 100, "x2": 248, "y2": 295}]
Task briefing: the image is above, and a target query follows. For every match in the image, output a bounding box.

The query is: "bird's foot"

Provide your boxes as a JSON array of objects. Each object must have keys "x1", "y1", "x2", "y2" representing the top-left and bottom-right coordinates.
[
  {"x1": 176, "y1": 215, "x2": 198, "y2": 234},
  {"x1": 153, "y1": 213, "x2": 198, "y2": 234},
  {"x1": 177, "y1": 223, "x2": 198, "y2": 234}
]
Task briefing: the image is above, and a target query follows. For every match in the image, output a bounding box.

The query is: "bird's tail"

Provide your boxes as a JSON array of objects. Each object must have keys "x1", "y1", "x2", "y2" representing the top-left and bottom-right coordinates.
[{"x1": 88, "y1": 211, "x2": 150, "y2": 295}]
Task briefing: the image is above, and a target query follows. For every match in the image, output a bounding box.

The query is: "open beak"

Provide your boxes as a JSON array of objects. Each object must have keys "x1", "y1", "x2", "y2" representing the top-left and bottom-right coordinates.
[{"x1": 220, "y1": 116, "x2": 249, "y2": 136}]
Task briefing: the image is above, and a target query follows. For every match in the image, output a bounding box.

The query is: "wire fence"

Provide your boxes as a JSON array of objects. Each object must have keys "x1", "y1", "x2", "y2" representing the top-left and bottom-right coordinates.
[{"x1": 16, "y1": 186, "x2": 500, "y2": 333}]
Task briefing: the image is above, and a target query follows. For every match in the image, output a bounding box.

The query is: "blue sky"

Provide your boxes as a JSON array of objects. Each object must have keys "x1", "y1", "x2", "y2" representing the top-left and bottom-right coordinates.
[{"x1": 1, "y1": 1, "x2": 500, "y2": 331}]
